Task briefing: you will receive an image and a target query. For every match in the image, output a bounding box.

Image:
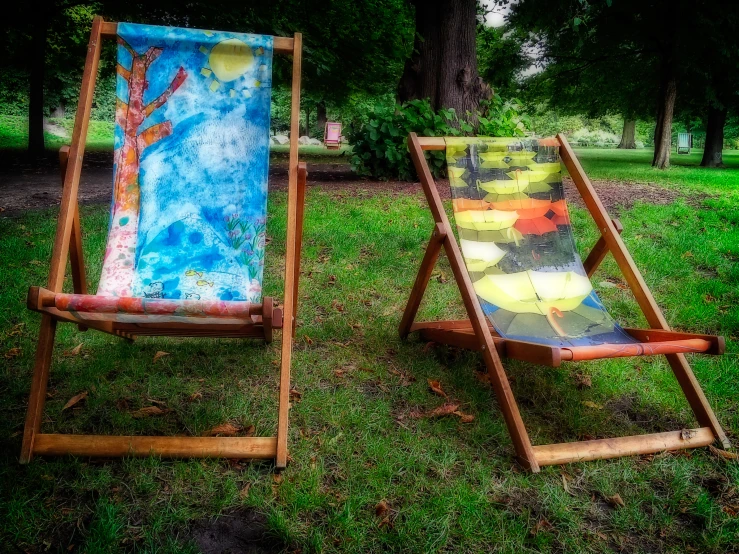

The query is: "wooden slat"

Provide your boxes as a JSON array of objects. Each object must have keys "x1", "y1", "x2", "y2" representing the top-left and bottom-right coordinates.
[
  {"x1": 34, "y1": 434, "x2": 277, "y2": 459},
  {"x1": 19, "y1": 316, "x2": 58, "y2": 463},
  {"x1": 58, "y1": 146, "x2": 88, "y2": 296},
  {"x1": 533, "y1": 427, "x2": 714, "y2": 466},
  {"x1": 408, "y1": 133, "x2": 539, "y2": 472},
  {"x1": 48, "y1": 17, "x2": 103, "y2": 293},
  {"x1": 399, "y1": 223, "x2": 447, "y2": 339},
  {"x1": 625, "y1": 328, "x2": 724, "y2": 354},
  {"x1": 416, "y1": 137, "x2": 446, "y2": 150},
  {"x1": 561, "y1": 340, "x2": 712, "y2": 361},
  {"x1": 292, "y1": 163, "x2": 308, "y2": 337},
  {"x1": 558, "y1": 133, "x2": 729, "y2": 449},
  {"x1": 415, "y1": 325, "x2": 562, "y2": 367},
  {"x1": 276, "y1": 33, "x2": 302, "y2": 469},
  {"x1": 100, "y1": 21, "x2": 294, "y2": 54},
  {"x1": 583, "y1": 218, "x2": 623, "y2": 277}
]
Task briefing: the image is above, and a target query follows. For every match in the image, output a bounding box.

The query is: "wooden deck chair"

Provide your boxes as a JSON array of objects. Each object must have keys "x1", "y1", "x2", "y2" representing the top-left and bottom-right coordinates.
[
  {"x1": 324, "y1": 122, "x2": 342, "y2": 149},
  {"x1": 399, "y1": 133, "x2": 729, "y2": 472},
  {"x1": 21, "y1": 17, "x2": 306, "y2": 468}
]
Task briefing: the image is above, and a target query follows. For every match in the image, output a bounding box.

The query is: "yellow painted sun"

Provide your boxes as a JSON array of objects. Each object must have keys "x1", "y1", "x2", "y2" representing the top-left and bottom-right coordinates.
[{"x1": 200, "y1": 38, "x2": 258, "y2": 95}]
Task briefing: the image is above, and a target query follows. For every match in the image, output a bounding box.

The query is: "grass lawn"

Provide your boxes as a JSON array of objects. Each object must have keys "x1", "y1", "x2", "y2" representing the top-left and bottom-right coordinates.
[{"x1": 1, "y1": 144, "x2": 738, "y2": 551}]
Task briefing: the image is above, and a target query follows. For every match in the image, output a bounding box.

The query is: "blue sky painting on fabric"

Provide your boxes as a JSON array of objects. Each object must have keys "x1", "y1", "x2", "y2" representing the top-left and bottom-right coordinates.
[{"x1": 104, "y1": 22, "x2": 272, "y2": 303}]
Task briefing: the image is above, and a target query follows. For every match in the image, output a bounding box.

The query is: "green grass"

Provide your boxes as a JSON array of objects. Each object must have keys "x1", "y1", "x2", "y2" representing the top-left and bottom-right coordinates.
[
  {"x1": 1, "y1": 150, "x2": 738, "y2": 551},
  {"x1": 572, "y1": 148, "x2": 739, "y2": 199}
]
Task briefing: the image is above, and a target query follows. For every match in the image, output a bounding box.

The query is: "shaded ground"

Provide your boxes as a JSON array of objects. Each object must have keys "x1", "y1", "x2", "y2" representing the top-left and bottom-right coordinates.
[{"x1": 0, "y1": 150, "x2": 692, "y2": 217}]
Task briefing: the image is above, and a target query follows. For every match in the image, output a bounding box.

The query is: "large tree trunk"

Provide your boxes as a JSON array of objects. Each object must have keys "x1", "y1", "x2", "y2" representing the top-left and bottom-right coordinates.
[
  {"x1": 700, "y1": 106, "x2": 726, "y2": 167},
  {"x1": 316, "y1": 101, "x2": 327, "y2": 136},
  {"x1": 618, "y1": 119, "x2": 636, "y2": 149},
  {"x1": 397, "y1": 0, "x2": 490, "y2": 119},
  {"x1": 302, "y1": 107, "x2": 311, "y2": 137},
  {"x1": 652, "y1": 75, "x2": 676, "y2": 169},
  {"x1": 28, "y1": 14, "x2": 48, "y2": 156}
]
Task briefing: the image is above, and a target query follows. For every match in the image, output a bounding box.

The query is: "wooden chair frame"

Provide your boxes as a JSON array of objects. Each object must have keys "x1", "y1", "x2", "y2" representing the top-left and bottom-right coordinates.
[
  {"x1": 20, "y1": 17, "x2": 306, "y2": 468},
  {"x1": 400, "y1": 132, "x2": 729, "y2": 472}
]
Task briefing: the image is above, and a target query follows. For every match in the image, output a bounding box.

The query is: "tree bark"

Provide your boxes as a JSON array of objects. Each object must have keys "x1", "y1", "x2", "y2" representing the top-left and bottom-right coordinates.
[
  {"x1": 28, "y1": 13, "x2": 48, "y2": 156},
  {"x1": 618, "y1": 119, "x2": 636, "y2": 149},
  {"x1": 700, "y1": 106, "x2": 726, "y2": 167},
  {"x1": 303, "y1": 107, "x2": 311, "y2": 137},
  {"x1": 316, "y1": 101, "x2": 327, "y2": 136},
  {"x1": 397, "y1": 0, "x2": 490, "y2": 119},
  {"x1": 652, "y1": 75, "x2": 676, "y2": 169}
]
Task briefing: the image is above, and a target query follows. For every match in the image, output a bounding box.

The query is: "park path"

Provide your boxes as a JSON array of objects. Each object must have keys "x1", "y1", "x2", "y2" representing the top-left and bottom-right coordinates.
[{"x1": 0, "y1": 151, "x2": 681, "y2": 217}]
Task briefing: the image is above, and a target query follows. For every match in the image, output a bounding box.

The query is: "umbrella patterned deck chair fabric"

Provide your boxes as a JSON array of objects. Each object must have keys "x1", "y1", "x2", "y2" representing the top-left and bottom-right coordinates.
[
  {"x1": 22, "y1": 18, "x2": 306, "y2": 467},
  {"x1": 399, "y1": 132, "x2": 728, "y2": 472}
]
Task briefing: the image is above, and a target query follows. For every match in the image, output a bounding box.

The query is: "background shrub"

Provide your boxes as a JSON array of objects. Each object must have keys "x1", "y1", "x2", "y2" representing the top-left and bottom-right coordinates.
[{"x1": 347, "y1": 99, "x2": 458, "y2": 181}]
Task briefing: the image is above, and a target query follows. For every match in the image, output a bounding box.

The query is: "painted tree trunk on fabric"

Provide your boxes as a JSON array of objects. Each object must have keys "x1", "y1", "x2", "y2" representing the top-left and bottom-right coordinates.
[
  {"x1": 98, "y1": 37, "x2": 187, "y2": 296},
  {"x1": 700, "y1": 106, "x2": 726, "y2": 168},
  {"x1": 618, "y1": 119, "x2": 636, "y2": 149},
  {"x1": 316, "y1": 102, "x2": 327, "y2": 136},
  {"x1": 397, "y1": 0, "x2": 491, "y2": 121},
  {"x1": 652, "y1": 74, "x2": 676, "y2": 169}
]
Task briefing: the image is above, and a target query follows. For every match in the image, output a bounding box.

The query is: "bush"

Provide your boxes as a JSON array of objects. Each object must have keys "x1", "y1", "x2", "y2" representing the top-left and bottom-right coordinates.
[
  {"x1": 474, "y1": 94, "x2": 529, "y2": 137},
  {"x1": 348, "y1": 99, "x2": 459, "y2": 181},
  {"x1": 348, "y1": 94, "x2": 529, "y2": 180}
]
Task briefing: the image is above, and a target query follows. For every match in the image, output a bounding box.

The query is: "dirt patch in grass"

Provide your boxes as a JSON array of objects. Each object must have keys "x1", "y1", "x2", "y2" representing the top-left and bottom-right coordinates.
[
  {"x1": 0, "y1": 151, "x2": 706, "y2": 217},
  {"x1": 189, "y1": 508, "x2": 285, "y2": 554}
]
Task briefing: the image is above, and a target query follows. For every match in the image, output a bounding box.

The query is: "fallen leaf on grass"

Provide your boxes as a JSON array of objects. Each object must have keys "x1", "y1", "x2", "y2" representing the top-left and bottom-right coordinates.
[
  {"x1": 239, "y1": 482, "x2": 252, "y2": 499},
  {"x1": 574, "y1": 373, "x2": 592, "y2": 389},
  {"x1": 64, "y1": 344, "x2": 83, "y2": 357},
  {"x1": 130, "y1": 406, "x2": 170, "y2": 418},
  {"x1": 530, "y1": 518, "x2": 553, "y2": 535},
  {"x1": 289, "y1": 388, "x2": 302, "y2": 401},
  {"x1": 334, "y1": 369, "x2": 347, "y2": 378},
  {"x1": 709, "y1": 445, "x2": 739, "y2": 460},
  {"x1": 428, "y1": 403, "x2": 460, "y2": 418},
  {"x1": 4, "y1": 347, "x2": 21, "y2": 359},
  {"x1": 582, "y1": 400, "x2": 603, "y2": 410},
  {"x1": 303, "y1": 335, "x2": 313, "y2": 345},
  {"x1": 427, "y1": 379, "x2": 447, "y2": 398},
  {"x1": 606, "y1": 493, "x2": 625, "y2": 508},
  {"x1": 375, "y1": 499, "x2": 390, "y2": 517},
  {"x1": 152, "y1": 351, "x2": 170, "y2": 363},
  {"x1": 202, "y1": 423, "x2": 242, "y2": 437},
  {"x1": 244, "y1": 425, "x2": 256, "y2": 437},
  {"x1": 272, "y1": 473, "x2": 284, "y2": 484},
  {"x1": 188, "y1": 392, "x2": 203, "y2": 402},
  {"x1": 453, "y1": 410, "x2": 475, "y2": 423},
  {"x1": 62, "y1": 391, "x2": 88, "y2": 411}
]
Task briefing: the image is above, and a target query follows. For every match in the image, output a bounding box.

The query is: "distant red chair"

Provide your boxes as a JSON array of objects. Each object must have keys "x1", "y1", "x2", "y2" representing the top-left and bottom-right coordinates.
[{"x1": 324, "y1": 122, "x2": 342, "y2": 149}]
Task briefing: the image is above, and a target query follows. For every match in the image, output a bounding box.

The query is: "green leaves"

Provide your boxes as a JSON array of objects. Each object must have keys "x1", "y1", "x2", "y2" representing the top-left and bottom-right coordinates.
[
  {"x1": 348, "y1": 95, "x2": 529, "y2": 180},
  {"x1": 347, "y1": 99, "x2": 459, "y2": 180}
]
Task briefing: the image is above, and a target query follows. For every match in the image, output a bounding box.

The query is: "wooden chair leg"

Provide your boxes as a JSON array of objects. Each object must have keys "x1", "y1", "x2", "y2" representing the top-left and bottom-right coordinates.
[
  {"x1": 20, "y1": 315, "x2": 58, "y2": 463},
  {"x1": 59, "y1": 146, "x2": 88, "y2": 331},
  {"x1": 666, "y1": 353, "x2": 731, "y2": 448},
  {"x1": 583, "y1": 218, "x2": 623, "y2": 277},
  {"x1": 291, "y1": 162, "x2": 307, "y2": 338},
  {"x1": 399, "y1": 223, "x2": 446, "y2": 339}
]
